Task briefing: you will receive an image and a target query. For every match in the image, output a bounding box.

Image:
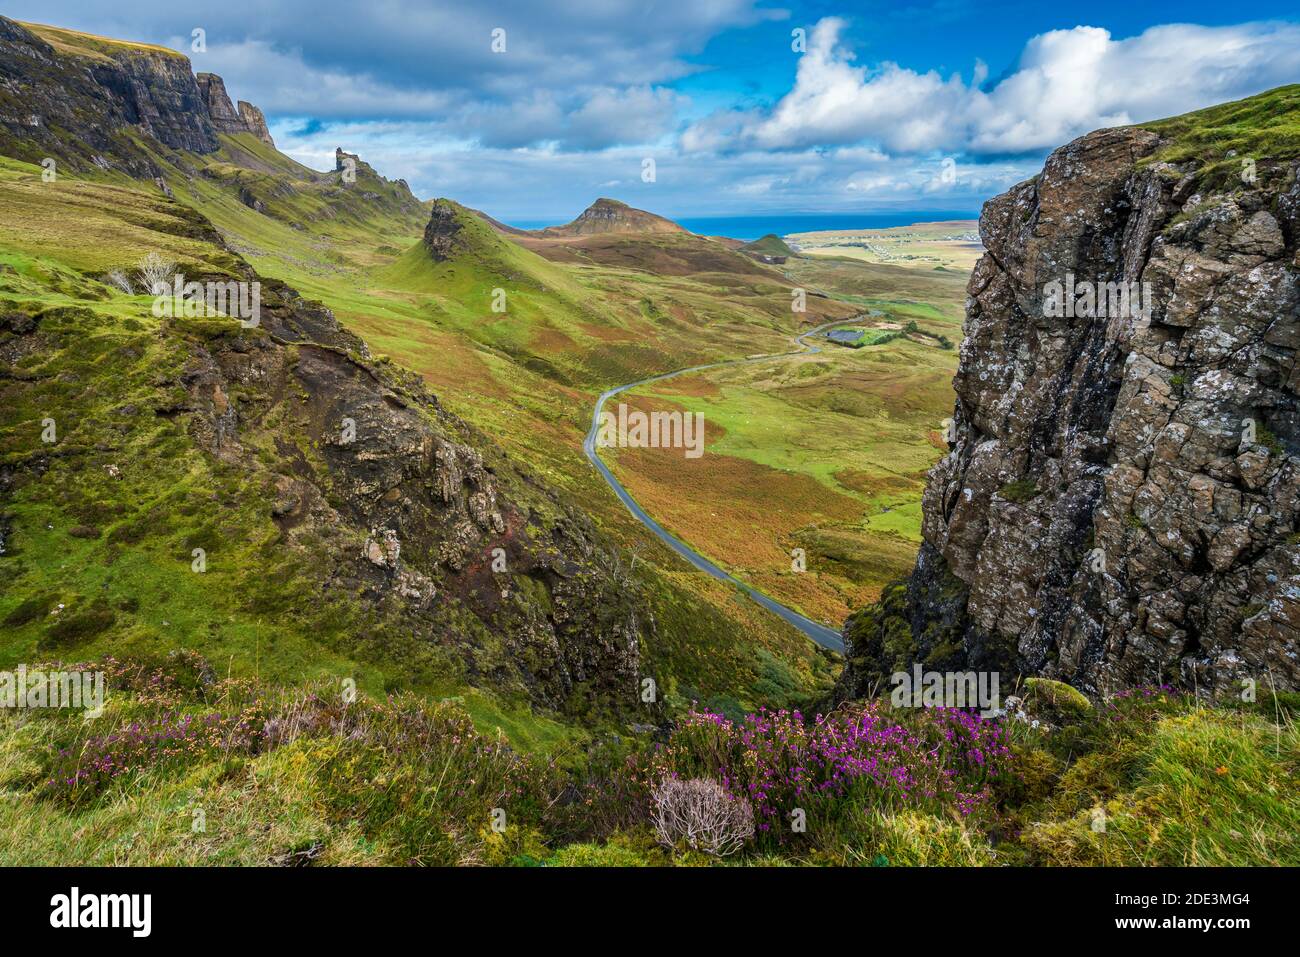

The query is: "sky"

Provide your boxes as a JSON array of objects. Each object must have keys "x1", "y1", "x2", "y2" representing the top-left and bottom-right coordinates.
[{"x1": 13, "y1": 1, "x2": 1300, "y2": 221}]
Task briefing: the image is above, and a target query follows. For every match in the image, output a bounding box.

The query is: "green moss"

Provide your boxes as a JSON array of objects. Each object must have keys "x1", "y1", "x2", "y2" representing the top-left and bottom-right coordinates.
[
  {"x1": 998, "y1": 478, "x2": 1039, "y2": 504},
  {"x1": 1023, "y1": 677, "x2": 1092, "y2": 717}
]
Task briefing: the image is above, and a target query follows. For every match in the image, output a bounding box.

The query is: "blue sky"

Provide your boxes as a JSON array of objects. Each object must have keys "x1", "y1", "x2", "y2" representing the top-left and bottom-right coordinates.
[{"x1": 15, "y1": 1, "x2": 1300, "y2": 221}]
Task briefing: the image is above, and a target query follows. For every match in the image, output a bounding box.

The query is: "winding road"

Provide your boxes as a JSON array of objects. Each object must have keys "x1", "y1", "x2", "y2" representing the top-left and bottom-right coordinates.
[{"x1": 583, "y1": 320, "x2": 860, "y2": 652}]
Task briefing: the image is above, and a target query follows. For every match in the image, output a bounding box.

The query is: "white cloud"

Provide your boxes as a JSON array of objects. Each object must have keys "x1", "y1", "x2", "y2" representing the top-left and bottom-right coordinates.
[{"x1": 686, "y1": 17, "x2": 1300, "y2": 155}]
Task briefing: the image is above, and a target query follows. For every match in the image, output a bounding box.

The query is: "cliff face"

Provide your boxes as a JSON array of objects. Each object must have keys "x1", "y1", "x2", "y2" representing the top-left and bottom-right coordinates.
[
  {"x1": 197, "y1": 73, "x2": 275, "y2": 146},
  {"x1": 841, "y1": 96, "x2": 1300, "y2": 699},
  {"x1": 0, "y1": 18, "x2": 214, "y2": 170},
  {"x1": 0, "y1": 18, "x2": 272, "y2": 170}
]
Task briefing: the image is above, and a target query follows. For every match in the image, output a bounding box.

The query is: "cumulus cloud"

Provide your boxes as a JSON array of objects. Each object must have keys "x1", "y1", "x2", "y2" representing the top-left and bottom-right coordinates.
[
  {"x1": 14, "y1": 0, "x2": 776, "y2": 115},
  {"x1": 687, "y1": 16, "x2": 1300, "y2": 155}
]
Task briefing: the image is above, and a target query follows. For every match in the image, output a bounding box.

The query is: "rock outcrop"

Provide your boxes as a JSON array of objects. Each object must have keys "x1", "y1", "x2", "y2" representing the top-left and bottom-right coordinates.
[
  {"x1": 195, "y1": 73, "x2": 275, "y2": 147},
  {"x1": 237, "y1": 101, "x2": 274, "y2": 147},
  {"x1": 195, "y1": 73, "x2": 244, "y2": 135},
  {"x1": 840, "y1": 99, "x2": 1300, "y2": 700},
  {"x1": 423, "y1": 198, "x2": 467, "y2": 261}
]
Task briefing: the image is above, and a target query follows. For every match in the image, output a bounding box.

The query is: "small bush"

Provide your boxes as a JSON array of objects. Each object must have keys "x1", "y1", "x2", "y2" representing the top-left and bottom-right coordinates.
[
  {"x1": 102, "y1": 270, "x2": 133, "y2": 294},
  {"x1": 3, "y1": 594, "x2": 54, "y2": 627},
  {"x1": 135, "y1": 252, "x2": 175, "y2": 294},
  {"x1": 38, "y1": 602, "x2": 116, "y2": 650},
  {"x1": 650, "y1": 777, "x2": 755, "y2": 857}
]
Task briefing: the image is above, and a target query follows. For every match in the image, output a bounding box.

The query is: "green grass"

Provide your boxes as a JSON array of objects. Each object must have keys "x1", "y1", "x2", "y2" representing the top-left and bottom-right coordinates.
[
  {"x1": 739, "y1": 234, "x2": 795, "y2": 257},
  {"x1": 1018, "y1": 703, "x2": 1300, "y2": 866},
  {"x1": 1140, "y1": 84, "x2": 1300, "y2": 189}
]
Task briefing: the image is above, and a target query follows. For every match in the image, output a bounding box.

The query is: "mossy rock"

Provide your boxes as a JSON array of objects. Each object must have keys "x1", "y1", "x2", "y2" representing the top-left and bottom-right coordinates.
[{"x1": 1024, "y1": 678, "x2": 1092, "y2": 718}]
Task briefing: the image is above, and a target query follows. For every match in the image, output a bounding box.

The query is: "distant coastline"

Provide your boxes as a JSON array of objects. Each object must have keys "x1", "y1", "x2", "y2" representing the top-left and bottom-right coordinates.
[{"x1": 502, "y1": 211, "x2": 982, "y2": 242}]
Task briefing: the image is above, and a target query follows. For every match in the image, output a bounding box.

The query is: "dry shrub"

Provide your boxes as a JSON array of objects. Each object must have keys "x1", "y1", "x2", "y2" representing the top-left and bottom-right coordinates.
[
  {"x1": 650, "y1": 777, "x2": 754, "y2": 857},
  {"x1": 135, "y1": 251, "x2": 175, "y2": 294}
]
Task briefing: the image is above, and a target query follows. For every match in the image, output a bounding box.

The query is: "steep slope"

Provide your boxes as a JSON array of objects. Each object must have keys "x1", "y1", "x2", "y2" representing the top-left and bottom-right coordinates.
[
  {"x1": 0, "y1": 161, "x2": 646, "y2": 715},
  {"x1": 840, "y1": 86, "x2": 1300, "y2": 699}
]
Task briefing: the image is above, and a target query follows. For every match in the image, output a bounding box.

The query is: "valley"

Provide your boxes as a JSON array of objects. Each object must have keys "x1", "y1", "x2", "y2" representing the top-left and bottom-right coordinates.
[{"x1": 0, "y1": 13, "x2": 1296, "y2": 873}]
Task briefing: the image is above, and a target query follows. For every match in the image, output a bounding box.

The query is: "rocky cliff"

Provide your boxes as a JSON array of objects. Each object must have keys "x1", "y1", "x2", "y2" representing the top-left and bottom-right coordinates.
[
  {"x1": 840, "y1": 88, "x2": 1300, "y2": 699},
  {"x1": 423, "y1": 198, "x2": 468, "y2": 261},
  {"x1": 0, "y1": 18, "x2": 273, "y2": 171},
  {"x1": 197, "y1": 73, "x2": 275, "y2": 146}
]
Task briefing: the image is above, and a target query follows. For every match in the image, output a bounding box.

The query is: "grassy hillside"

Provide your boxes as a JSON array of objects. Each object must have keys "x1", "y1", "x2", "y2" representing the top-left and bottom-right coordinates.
[
  {"x1": 1139, "y1": 84, "x2": 1300, "y2": 188},
  {"x1": 739, "y1": 234, "x2": 795, "y2": 257},
  {"x1": 0, "y1": 150, "x2": 840, "y2": 735},
  {"x1": 2, "y1": 666, "x2": 1293, "y2": 865}
]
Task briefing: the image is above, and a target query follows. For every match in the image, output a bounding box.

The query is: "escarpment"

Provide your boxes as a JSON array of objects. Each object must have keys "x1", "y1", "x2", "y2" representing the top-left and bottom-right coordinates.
[
  {"x1": 841, "y1": 94, "x2": 1300, "y2": 700},
  {"x1": 0, "y1": 17, "x2": 272, "y2": 170}
]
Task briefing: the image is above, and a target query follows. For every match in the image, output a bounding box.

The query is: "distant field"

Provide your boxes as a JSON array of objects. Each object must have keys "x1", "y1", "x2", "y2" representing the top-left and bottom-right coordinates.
[
  {"x1": 607, "y1": 306, "x2": 961, "y2": 625},
  {"x1": 588, "y1": 228, "x2": 973, "y2": 626},
  {"x1": 788, "y1": 219, "x2": 983, "y2": 273}
]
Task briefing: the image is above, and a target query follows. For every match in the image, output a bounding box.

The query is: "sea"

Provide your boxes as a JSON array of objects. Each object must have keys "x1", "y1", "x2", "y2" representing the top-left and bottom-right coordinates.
[{"x1": 502, "y1": 211, "x2": 981, "y2": 242}]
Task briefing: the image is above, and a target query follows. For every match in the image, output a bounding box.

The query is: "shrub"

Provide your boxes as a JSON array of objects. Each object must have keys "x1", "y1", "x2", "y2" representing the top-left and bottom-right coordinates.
[
  {"x1": 650, "y1": 777, "x2": 755, "y2": 857},
  {"x1": 102, "y1": 270, "x2": 133, "y2": 294},
  {"x1": 135, "y1": 252, "x2": 175, "y2": 294},
  {"x1": 38, "y1": 602, "x2": 116, "y2": 650},
  {"x1": 644, "y1": 704, "x2": 1012, "y2": 844},
  {"x1": 3, "y1": 594, "x2": 54, "y2": 627}
]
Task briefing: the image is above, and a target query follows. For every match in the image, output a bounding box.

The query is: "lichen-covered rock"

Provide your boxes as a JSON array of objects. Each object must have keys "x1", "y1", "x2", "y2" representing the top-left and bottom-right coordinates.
[{"x1": 842, "y1": 116, "x2": 1299, "y2": 701}]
